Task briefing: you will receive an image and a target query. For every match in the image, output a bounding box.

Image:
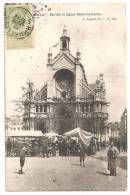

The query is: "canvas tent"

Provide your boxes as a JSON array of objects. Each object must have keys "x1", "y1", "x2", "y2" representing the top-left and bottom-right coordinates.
[{"x1": 64, "y1": 127, "x2": 93, "y2": 146}]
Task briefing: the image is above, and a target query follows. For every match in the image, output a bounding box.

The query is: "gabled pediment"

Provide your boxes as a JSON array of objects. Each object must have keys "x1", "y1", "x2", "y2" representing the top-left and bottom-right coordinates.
[{"x1": 52, "y1": 53, "x2": 76, "y2": 70}]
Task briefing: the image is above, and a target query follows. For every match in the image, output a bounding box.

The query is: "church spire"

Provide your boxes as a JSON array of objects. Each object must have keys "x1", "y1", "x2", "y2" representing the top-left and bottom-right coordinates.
[
  {"x1": 60, "y1": 26, "x2": 70, "y2": 52},
  {"x1": 62, "y1": 25, "x2": 67, "y2": 36}
]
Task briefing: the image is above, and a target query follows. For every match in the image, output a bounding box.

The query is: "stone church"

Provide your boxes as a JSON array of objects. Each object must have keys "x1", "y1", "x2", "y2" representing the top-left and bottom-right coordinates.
[{"x1": 24, "y1": 27, "x2": 109, "y2": 139}]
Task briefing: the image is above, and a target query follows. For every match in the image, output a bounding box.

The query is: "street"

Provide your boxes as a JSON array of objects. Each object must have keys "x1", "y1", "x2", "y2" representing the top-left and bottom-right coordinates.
[{"x1": 5, "y1": 149, "x2": 127, "y2": 191}]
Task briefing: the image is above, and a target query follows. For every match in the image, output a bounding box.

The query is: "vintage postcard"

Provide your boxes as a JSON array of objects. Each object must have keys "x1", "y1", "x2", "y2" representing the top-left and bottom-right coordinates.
[{"x1": 5, "y1": 3, "x2": 127, "y2": 191}]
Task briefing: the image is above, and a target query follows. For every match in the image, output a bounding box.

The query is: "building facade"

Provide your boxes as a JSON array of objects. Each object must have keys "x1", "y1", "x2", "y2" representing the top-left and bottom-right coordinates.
[
  {"x1": 120, "y1": 108, "x2": 127, "y2": 134},
  {"x1": 5, "y1": 115, "x2": 23, "y2": 131},
  {"x1": 108, "y1": 122, "x2": 120, "y2": 138},
  {"x1": 23, "y1": 28, "x2": 109, "y2": 139}
]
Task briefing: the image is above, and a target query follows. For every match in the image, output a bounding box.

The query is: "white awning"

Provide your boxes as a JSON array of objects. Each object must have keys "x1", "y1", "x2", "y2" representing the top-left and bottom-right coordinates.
[
  {"x1": 64, "y1": 127, "x2": 92, "y2": 137},
  {"x1": 43, "y1": 132, "x2": 63, "y2": 138},
  {"x1": 64, "y1": 127, "x2": 93, "y2": 146},
  {"x1": 6, "y1": 130, "x2": 43, "y2": 137}
]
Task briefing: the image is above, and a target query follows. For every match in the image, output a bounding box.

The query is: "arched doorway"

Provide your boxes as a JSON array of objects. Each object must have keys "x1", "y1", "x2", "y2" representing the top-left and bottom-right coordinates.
[{"x1": 34, "y1": 118, "x2": 46, "y2": 133}]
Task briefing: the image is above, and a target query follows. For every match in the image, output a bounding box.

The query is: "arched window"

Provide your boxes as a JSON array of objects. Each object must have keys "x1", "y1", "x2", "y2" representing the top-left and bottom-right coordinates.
[
  {"x1": 62, "y1": 40, "x2": 67, "y2": 49},
  {"x1": 40, "y1": 105, "x2": 43, "y2": 112},
  {"x1": 44, "y1": 105, "x2": 47, "y2": 112},
  {"x1": 36, "y1": 105, "x2": 38, "y2": 112}
]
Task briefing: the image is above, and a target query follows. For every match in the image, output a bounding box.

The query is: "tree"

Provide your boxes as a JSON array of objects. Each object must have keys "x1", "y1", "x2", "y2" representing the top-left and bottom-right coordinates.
[
  {"x1": 14, "y1": 79, "x2": 36, "y2": 130},
  {"x1": 14, "y1": 79, "x2": 48, "y2": 131}
]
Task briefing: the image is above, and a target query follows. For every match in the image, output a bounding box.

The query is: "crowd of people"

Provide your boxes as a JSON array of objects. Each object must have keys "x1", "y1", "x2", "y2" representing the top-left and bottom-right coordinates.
[
  {"x1": 6, "y1": 137, "x2": 99, "y2": 157},
  {"x1": 6, "y1": 138, "x2": 58, "y2": 157},
  {"x1": 6, "y1": 136, "x2": 127, "y2": 158}
]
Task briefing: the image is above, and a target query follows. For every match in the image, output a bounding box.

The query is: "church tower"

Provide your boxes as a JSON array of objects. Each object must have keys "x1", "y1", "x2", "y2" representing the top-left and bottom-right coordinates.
[{"x1": 60, "y1": 26, "x2": 70, "y2": 53}]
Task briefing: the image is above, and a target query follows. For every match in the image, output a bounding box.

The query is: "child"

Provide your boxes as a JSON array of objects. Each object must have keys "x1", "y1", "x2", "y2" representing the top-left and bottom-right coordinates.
[
  {"x1": 79, "y1": 143, "x2": 86, "y2": 168},
  {"x1": 19, "y1": 146, "x2": 26, "y2": 174}
]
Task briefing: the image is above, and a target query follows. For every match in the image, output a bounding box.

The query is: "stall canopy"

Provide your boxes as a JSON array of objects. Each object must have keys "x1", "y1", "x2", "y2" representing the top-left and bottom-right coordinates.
[
  {"x1": 64, "y1": 127, "x2": 93, "y2": 146},
  {"x1": 6, "y1": 130, "x2": 43, "y2": 137},
  {"x1": 43, "y1": 132, "x2": 63, "y2": 142},
  {"x1": 43, "y1": 132, "x2": 63, "y2": 138}
]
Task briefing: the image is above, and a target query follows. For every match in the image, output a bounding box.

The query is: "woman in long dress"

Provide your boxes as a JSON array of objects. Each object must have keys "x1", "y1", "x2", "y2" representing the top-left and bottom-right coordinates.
[{"x1": 107, "y1": 142, "x2": 119, "y2": 176}]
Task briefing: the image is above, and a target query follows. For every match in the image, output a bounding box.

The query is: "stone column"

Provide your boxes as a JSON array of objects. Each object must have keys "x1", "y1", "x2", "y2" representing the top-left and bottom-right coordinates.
[
  {"x1": 84, "y1": 103, "x2": 87, "y2": 113},
  {"x1": 98, "y1": 103, "x2": 101, "y2": 112},
  {"x1": 88, "y1": 103, "x2": 91, "y2": 112},
  {"x1": 76, "y1": 65, "x2": 81, "y2": 101},
  {"x1": 47, "y1": 104, "x2": 50, "y2": 113}
]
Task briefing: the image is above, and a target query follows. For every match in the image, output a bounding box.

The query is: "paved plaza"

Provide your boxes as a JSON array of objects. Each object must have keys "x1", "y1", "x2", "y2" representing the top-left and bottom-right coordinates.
[{"x1": 5, "y1": 150, "x2": 127, "y2": 191}]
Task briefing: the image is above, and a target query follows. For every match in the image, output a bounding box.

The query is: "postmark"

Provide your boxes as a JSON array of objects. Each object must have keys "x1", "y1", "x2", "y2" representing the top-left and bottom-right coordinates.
[{"x1": 5, "y1": 6, "x2": 34, "y2": 39}]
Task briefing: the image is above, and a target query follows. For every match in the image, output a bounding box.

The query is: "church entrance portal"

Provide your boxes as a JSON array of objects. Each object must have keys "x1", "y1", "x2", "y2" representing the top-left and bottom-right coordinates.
[{"x1": 54, "y1": 105, "x2": 75, "y2": 134}]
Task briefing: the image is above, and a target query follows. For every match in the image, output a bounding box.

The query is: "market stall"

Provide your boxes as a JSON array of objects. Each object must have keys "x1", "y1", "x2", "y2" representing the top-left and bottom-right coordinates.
[
  {"x1": 42, "y1": 132, "x2": 63, "y2": 157},
  {"x1": 64, "y1": 127, "x2": 98, "y2": 155},
  {"x1": 6, "y1": 130, "x2": 43, "y2": 157}
]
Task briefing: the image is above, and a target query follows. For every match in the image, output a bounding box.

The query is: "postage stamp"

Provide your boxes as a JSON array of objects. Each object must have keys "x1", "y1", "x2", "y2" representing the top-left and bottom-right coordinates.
[{"x1": 5, "y1": 4, "x2": 34, "y2": 49}]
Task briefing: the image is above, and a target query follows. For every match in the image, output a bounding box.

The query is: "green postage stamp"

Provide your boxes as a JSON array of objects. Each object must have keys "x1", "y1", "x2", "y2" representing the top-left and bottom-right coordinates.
[{"x1": 5, "y1": 4, "x2": 34, "y2": 49}]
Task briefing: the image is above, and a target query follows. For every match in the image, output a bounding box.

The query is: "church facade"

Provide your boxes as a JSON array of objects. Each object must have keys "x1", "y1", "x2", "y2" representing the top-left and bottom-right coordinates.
[{"x1": 24, "y1": 28, "x2": 109, "y2": 140}]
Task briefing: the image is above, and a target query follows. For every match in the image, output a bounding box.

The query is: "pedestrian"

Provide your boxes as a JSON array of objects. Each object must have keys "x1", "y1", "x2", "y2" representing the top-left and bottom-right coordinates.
[
  {"x1": 107, "y1": 142, "x2": 119, "y2": 176},
  {"x1": 117, "y1": 139, "x2": 121, "y2": 152},
  {"x1": 19, "y1": 146, "x2": 26, "y2": 174},
  {"x1": 79, "y1": 142, "x2": 86, "y2": 168},
  {"x1": 67, "y1": 139, "x2": 71, "y2": 156},
  {"x1": 6, "y1": 138, "x2": 12, "y2": 157}
]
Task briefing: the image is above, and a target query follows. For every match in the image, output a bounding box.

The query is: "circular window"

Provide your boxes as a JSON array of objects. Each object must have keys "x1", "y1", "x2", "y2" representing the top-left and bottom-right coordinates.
[{"x1": 55, "y1": 69, "x2": 73, "y2": 92}]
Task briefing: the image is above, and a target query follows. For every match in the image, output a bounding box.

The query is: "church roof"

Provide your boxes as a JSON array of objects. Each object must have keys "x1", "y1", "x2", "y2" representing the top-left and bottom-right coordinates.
[
  {"x1": 50, "y1": 51, "x2": 88, "y2": 86},
  {"x1": 52, "y1": 52, "x2": 76, "y2": 65}
]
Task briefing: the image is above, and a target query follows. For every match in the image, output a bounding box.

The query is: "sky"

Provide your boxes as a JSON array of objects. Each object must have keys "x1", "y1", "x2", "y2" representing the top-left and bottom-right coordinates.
[{"x1": 5, "y1": 3, "x2": 126, "y2": 122}]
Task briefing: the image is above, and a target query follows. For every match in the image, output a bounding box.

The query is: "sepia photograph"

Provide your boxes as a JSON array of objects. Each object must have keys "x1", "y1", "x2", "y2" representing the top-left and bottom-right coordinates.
[{"x1": 4, "y1": 2, "x2": 127, "y2": 191}]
